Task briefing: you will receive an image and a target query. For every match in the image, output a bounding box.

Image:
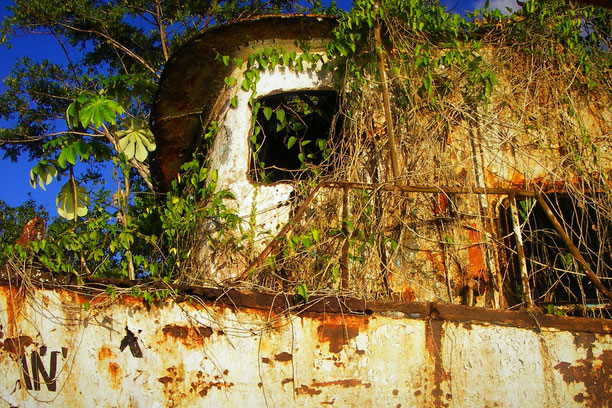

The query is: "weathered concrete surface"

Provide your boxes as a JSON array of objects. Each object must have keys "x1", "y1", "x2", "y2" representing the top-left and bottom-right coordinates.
[{"x1": 0, "y1": 283, "x2": 610, "y2": 407}]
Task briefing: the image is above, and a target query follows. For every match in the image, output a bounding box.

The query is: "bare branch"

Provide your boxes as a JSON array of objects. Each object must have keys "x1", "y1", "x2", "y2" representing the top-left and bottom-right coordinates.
[
  {"x1": 57, "y1": 23, "x2": 159, "y2": 77},
  {"x1": 154, "y1": 0, "x2": 170, "y2": 62}
]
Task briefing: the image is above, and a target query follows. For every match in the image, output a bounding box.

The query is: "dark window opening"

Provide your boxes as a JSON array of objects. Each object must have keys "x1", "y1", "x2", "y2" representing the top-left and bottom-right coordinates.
[
  {"x1": 499, "y1": 194, "x2": 612, "y2": 317},
  {"x1": 249, "y1": 90, "x2": 341, "y2": 184}
]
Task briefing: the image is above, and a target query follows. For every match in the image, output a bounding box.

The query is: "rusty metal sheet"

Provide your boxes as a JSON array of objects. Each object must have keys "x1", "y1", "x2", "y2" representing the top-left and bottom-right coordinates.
[{"x1": 0, "y1": 284, "x2": 610, "y2": 407}]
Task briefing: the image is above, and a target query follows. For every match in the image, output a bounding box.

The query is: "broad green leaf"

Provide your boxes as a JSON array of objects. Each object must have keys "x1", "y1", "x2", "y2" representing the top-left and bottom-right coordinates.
[
  {"x1": 30, "y1": 162, "x2": 57, "y2": 190},
  {"x1": 58, "y1": 144, "x2": 77, "y2": 168},
  {"x1": 117, "y1": 124, "x2": 156, "y2": 162},
  {"x1": 78, "y1": 95, "x2": 124, "y2": 128},
  {"x1": 56, "y1": 181, "x2": 90, "y2": 220}
]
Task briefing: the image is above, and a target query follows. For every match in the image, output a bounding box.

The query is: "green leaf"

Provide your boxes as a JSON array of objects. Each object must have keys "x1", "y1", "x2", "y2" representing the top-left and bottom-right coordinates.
[
  {"x1": 230, "y1": 96, "x2": 238, "y2": 108},
  {"x1": 30, "y1": 162, "x2": 58, "y2": 190},
  {"x1": 287, "y1": 136, "x2": 297, "y2": 149},
  {"x1": 78, "y1": 95, "x2": 124, "y2": 128},
  {"x1": 66, "y1": 101, "x2": 81, "y2": 129},
  {"x1": 296, "y1": 284, "x2": 309, "y2": 303},
  {"x1": 263, "y1": 106, "x2": 273, "y2": 121},
  {"x1": 58, "y1": 143, "x2": 79, "y2": 168},
  {"x1": 56, "y1": 181, "x2": 90, "y2": 220},
  {"x1": 282, "y1": 52, "x2": 291, "y2": 66},
  {"x1": 275, "y1": 108, "x2": 285, "y2": 123},
  {"x1": 117, "y1": 123, "x2": 156, "y2": 162}
]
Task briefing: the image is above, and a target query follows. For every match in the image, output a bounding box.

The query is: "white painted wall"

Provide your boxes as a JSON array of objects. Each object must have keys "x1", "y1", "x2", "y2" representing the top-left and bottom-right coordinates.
[{"x1": 0, "y1": 286, "x2": 610, "y2": 407}]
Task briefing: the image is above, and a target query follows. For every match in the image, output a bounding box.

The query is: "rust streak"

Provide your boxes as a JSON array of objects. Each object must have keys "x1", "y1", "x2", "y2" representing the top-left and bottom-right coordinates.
[
  {"x1": 554, "y1": 349, "x2": 611, "y2": 408},
  {"x1": 163, "y1": 324, "x2": 189, "y2": 339},
  {"x1": 317, "y1": 315, "x2": 366, "y2": 354},
  {"x1": 3, "y1": 286, "x2": 25, "y2": 337},
  {"x1": 296, "y1": 384, "x2": 322, "y2": 396},
  {"x1": 275, "y1": 352, "x2": 292, "y2": 362},
  {"x1": 311, "y1": 379, "x2": 371, "y2": 388},
  {"x1": 0, "y1": 335, "x2": 34, "y2": 357},
  {"x1": 425, "y1": 313, "x2": 451, "y2": 408},
  {"x1": 108, "y1": 362, "x2": 122, "y2": 389}
]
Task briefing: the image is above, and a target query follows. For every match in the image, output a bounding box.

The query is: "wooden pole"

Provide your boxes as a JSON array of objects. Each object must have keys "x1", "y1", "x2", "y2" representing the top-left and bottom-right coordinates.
[
  {"x1": 509, "y1": 194, "x2": 534, "y2": 308},
  {"x1": 341, "y1": 187, "x2": 350, "y2": 290},
  {"x1": 373, "y1": 6, "x2": 400, "y2": 181}
]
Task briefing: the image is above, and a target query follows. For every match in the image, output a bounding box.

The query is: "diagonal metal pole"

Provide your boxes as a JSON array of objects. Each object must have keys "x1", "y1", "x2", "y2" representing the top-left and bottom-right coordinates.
[{"x1": 535, "y1": 191, "x2": 612, "y2": 302}]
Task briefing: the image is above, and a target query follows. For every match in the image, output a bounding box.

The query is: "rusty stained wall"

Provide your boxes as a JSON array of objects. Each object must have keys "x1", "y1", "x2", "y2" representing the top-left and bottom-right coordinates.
[{"x1": 0, "y1": 284, "x2": 610, "y2": 408}]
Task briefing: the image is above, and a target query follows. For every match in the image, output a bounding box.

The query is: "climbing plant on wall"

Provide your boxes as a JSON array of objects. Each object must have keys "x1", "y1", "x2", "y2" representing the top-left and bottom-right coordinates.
[{"x1": 204, "y1": 0, "x2": 612, "y2": 316}]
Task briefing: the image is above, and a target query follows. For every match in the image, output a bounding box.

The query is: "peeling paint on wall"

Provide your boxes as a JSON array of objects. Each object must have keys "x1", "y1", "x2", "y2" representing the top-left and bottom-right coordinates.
[{"x1": 1, "y1": 284, "x2": 610, "y2": 407}]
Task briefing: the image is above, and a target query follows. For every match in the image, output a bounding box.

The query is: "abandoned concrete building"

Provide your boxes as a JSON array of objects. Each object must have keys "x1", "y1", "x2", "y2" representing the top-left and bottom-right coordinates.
[{"x1": 1, "y1": 13, "x2": 611, "y2": 408}]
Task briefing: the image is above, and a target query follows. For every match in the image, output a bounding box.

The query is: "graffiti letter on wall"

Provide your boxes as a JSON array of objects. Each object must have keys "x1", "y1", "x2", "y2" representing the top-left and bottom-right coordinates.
[{"x1": 20, "y1": 348, "x2": 67, "y2": 392}]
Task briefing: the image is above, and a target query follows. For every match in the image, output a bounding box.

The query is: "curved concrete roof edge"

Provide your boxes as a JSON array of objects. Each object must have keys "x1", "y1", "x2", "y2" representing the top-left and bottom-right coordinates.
[{"x1": 150, "y1": 14, "x2": 339, "y2": 191}]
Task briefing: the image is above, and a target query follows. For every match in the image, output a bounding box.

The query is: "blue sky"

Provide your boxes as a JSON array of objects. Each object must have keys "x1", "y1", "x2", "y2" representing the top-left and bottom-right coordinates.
[
  {"x1": 0, "y1": 0, "x2": 519, "y2": 214},
  {"x1": 0, "y1": 0, "x2": 67, "y2": 211}
]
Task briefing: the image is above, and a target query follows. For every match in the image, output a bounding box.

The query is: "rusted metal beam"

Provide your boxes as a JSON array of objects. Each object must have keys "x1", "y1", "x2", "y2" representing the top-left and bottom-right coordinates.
[
  {"x1": 535, "y1": 191, "x2": 612, "y2": 302},
  {"x1": 322, "y1": 180, "x2": 536, "y2": 196}
]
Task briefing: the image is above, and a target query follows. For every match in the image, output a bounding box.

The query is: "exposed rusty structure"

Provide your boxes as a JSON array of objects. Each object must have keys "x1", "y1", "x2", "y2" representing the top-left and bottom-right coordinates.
[
  {"x1": 149, "y1": 14, "x2": 612, "y2": 314},
  {"x1": 3, "y1": 10, "x2": 612, "y2": 407},
  {"x1": 0, "y1": 279, "x2": 610, "y2": 407}
]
